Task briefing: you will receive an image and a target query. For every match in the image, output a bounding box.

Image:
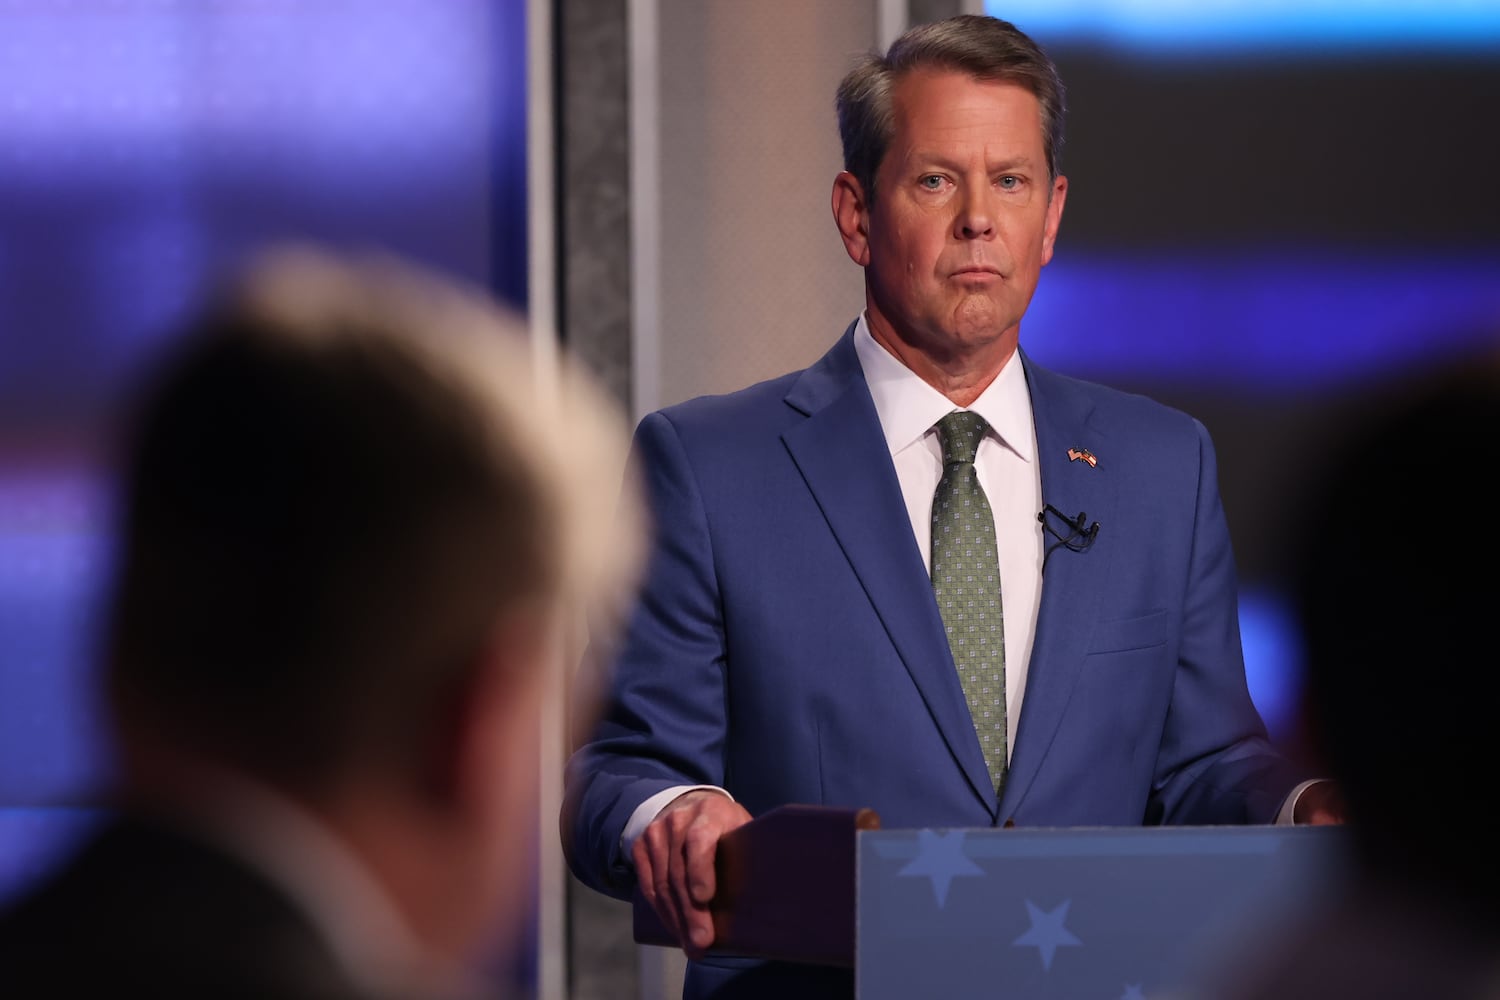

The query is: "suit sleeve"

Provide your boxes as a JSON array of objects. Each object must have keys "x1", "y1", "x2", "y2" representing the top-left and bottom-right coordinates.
[
  {"x1": 1149, "y1": 418, "x2": 1310, "y2": 825},
  {"x1": 560, "y1": 410, "x2": 732, "y2": 898}
]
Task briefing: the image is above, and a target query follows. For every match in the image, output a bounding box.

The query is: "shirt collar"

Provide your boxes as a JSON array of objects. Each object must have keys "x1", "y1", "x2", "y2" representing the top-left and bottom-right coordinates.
[{"x1": 852, "y1": 313, "x2": 1035, "y2": 462}]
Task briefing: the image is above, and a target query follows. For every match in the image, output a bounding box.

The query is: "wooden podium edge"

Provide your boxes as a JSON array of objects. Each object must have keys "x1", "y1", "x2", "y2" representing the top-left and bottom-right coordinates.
[{"x1": 632, "y1": 803, "x2": 881, "y2": 968}]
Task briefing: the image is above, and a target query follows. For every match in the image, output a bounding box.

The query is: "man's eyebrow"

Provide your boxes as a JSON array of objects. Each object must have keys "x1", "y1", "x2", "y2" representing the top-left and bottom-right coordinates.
[
  {"x1": 990, "y1": 155, "x2": 1037, "y2": 172},
  {"x1": 904, "y1": 152, "x2": 1038, "y2": 172}
]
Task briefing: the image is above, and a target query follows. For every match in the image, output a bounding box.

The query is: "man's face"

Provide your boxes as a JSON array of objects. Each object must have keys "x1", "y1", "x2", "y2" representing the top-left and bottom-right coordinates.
[{"x1": 837, "y1": 69, "x2": 1067, "y2": 371}]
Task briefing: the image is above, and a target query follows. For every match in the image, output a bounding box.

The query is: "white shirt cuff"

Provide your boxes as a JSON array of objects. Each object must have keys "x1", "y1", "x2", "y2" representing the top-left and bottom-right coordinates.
[
  {"x1": 1275, "y1": 778, "x2": 1325, "y2": 825},
  {"x1": 620, "y1": 785, "x2": 735, "y2": 861}
]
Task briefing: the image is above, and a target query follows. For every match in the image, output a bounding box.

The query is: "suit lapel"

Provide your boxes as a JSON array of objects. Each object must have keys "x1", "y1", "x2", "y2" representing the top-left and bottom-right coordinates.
[
  {"x1": 782, "y1": 329, "x2": 999, "y2": 815},
  {"x1": 1001, "y1": 354, "x2": 1117, "y2": 815}
]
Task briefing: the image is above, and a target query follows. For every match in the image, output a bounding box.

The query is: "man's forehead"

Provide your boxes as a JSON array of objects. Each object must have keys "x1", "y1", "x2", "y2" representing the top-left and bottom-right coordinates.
[
  {"x1": 890, "y1": 70, "x2": 1040, "y2": 122},
  {"x1": 886, "y1": 70, "x2": 1045, "y2": 157}
]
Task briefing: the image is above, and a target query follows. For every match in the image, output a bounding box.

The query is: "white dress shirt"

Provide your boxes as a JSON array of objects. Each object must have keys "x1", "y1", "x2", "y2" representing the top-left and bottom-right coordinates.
[{"x1": 852, "y1": 313, "x2": 1043, "y2": 755}]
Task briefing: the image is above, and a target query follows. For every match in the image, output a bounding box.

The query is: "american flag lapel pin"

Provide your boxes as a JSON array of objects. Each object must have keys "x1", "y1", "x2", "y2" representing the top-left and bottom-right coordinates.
[{"x1": 1067, "y1": 447, "x2": 1098, "y2": 468}]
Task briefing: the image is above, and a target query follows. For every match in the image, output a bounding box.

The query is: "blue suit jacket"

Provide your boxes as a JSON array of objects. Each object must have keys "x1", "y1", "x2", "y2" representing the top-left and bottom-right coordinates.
[{"x1": 563, "y1": 326, "x2": 1307, "y2": 997}]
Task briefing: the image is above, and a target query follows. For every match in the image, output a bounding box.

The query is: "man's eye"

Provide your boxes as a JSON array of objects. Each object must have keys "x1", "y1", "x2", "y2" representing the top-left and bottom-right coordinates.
[
  {"x1": 919, "y1": 175, "x2": 944, "y2": 191},
  {"x1": 999, "y1": 175, "x2": 1021, "y2": 190}
]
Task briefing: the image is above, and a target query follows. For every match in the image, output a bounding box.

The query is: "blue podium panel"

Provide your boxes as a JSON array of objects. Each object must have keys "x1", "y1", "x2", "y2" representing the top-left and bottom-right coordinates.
[{"x1": 856, "y1": 825, "x2": 1352, "y2": 1000}]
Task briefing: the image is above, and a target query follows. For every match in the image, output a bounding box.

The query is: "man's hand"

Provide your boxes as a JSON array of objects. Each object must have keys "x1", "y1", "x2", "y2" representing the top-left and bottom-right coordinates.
[
  {"x1": 632, "y1": 789, "x2": 752, "y2": 958},
  {"x1": 1293, "y1": 780, "x2": 1348, "y2": 825}
]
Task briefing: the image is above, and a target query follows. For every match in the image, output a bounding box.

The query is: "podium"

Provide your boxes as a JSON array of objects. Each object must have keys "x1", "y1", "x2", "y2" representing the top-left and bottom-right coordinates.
[
  {"x1": 632, "y1": 803, "x2": 881, "y2": 967},
  {"x1": 634, "y1": 806, "x2": 1353, "y2": 997}
]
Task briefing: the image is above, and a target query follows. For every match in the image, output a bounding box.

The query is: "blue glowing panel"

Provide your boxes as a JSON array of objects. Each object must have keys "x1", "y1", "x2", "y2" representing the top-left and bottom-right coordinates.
[
  {"x1": 0, "y1": 469, "x2": 115, "y2": 804},
  {"x1": 1021, "y1": 252, "x2": 1500, "y2": 390},
  {"x1": 0, "y1": 1, "x2": 528, "y2": 810},
  {"x1": 1238, "y1": 589, "x2": 1302, "y2": 744},
  {"x1": 0, "y1": 0, "x2": 515, "y2": 424},
  {"x1": 985, "y1": 0, "x2": 1500, "y2": 52}
]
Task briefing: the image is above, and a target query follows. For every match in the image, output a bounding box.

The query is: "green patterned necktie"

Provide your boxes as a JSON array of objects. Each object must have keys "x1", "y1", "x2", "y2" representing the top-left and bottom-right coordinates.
[{"x1": 931, "y1": 410, "x2": 1008, "y2": 798}]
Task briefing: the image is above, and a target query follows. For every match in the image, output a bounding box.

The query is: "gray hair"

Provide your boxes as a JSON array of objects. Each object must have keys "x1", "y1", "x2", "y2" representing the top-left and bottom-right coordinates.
[{"x1": 836, "y1": 14, "x2": 1066, "y2": 204}]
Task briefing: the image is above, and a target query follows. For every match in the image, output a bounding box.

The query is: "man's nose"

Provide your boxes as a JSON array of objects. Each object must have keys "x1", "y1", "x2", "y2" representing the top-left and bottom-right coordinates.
[{"x1": 955, "y1": 188, "x2": 996, "y2": 239}]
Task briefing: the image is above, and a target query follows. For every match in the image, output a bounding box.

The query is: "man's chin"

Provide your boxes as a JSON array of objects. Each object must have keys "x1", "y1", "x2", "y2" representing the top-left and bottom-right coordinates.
[{"x1": 945, "y1": 305, "x2": 1018, "y2": 348}]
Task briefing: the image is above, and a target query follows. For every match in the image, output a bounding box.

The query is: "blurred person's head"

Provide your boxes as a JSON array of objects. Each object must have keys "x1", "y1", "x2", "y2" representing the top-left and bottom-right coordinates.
[
  {"x1": 1289, "y1": 344, "x2": 1500, "y2": 911},
  {"x1": 102, "y1": 243, "x2": 646, "y2": 965},
  {"x1": 835, "y1": 13, "x2": 1066, "y2": 204}
]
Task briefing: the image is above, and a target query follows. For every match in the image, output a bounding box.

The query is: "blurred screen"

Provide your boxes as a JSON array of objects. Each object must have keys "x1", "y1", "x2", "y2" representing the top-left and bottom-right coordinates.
[
  {"x1": 0, "y1": 0, "x2": 527, "y2": 902},
  {"x1": 988, "y1": 0, "x2": 1500, "y2": 52}
]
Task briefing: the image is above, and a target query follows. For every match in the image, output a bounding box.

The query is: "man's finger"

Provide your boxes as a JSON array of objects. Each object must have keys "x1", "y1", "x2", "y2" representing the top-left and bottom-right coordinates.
[
  {"x1": 635, "y1": 831, "x2": 686, "y2": 943},
  {"x1": 683, "y1": 818, "x2": 720, "y2": 905},
  {"x1": 667, "y1": 825, "x2": 711, "y2": 950}
]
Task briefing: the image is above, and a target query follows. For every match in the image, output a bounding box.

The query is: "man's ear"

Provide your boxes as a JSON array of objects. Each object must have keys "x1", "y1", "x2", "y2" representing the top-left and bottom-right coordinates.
[
  {"x1": 429, "y1": 612, "x2": 549, "y2": 818},
  {"x1": 832, "y1": 171, "x2": 872, "y2": 268},
  {"x1": 1040, "y1": 173, "x2": 1068, "y2": 267}
]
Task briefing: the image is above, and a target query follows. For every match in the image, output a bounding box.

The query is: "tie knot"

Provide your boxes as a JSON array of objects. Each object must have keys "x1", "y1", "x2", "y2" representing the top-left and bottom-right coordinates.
[{"x1": 936, "y1": 410, "x2": 988, "y2": 465}]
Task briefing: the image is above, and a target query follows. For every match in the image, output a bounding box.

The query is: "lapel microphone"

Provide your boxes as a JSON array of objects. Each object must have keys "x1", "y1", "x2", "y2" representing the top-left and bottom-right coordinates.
[{"x1": 1038, "y1": 504, "x2": 1101, "y2": 559}]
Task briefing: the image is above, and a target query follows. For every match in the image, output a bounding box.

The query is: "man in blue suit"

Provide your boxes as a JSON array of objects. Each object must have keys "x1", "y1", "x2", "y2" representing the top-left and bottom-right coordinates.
[{"x1": 563, "y1": 14, "x2": 1341, "y2": 998}]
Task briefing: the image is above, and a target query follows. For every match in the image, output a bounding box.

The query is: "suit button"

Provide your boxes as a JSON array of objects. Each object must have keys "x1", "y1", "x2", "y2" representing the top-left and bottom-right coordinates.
[{"x1": 1003, "y1": 818, "x2": 1016, "y2": 829}]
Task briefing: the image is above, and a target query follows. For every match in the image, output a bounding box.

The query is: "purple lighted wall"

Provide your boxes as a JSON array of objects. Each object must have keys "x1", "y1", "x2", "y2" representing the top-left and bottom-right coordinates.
[{"x1": 0, "y1": 0, "x2": 528, "y2": 910}]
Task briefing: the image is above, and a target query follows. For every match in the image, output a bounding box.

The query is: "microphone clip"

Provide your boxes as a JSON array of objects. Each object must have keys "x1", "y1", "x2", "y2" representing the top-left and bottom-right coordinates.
[{"x1": 1038, "y1": 504, "x2": 1100, "y2": 564}]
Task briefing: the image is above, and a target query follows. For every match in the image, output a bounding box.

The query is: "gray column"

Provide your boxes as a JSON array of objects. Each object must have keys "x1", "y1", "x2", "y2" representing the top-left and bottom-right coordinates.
[{"x1": 556, "y1": 6, "x2": 641, "y2": 999}]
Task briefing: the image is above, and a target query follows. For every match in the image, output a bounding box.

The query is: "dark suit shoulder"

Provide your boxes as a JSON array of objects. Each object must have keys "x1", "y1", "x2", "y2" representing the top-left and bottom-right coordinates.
[
  {"x1": 0, "y1": 819, "x2": 386, "y2": 1000},
  {"x1": 649, "y1": 367, "x2": 805, "y2": 433},
  {"x1": 644, "y1": 326, "x2": 861, "y2": 442}
]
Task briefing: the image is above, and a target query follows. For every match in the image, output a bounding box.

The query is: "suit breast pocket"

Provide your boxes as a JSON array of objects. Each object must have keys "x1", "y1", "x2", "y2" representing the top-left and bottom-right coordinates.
[
  {"x1": 1075, "y1": 610, "x2": 1174, "y2": 759},
  {"x1": 1087, "y1": 610, "x2": 1168, "y2": 655}
]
